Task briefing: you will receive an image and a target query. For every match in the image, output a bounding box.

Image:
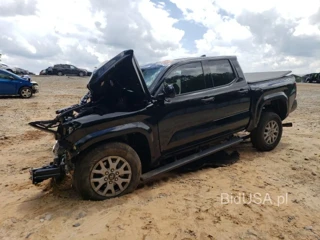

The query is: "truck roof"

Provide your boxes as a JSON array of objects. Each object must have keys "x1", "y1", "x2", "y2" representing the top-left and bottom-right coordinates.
[{"x1": 142, "y1": 56, "x2": 237, "y2": 68}]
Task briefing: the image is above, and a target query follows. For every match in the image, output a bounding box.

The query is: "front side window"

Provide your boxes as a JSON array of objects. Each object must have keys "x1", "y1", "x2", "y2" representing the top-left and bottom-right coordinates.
[
  {"x1": 70, "y1": 66, "x2": 76, "y2": 69},
  {"x1": 208, "y1": 60, "x2": 236, "y2": 87},
  {"x1": 165, "y1": 62, "x2": 205, "y2": 95},
  {"x1": 0, "y1": 72, "x2": 14, "y2": 80}
]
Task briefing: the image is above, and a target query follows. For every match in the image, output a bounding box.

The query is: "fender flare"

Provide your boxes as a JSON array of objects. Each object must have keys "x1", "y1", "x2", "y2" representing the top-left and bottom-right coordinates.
[
  {"x1": 72, "y1": 122, "x2": 155, "y2": 158},
  {"x1": 248, "y1": 92, "x2": 288, "y2": 131}
]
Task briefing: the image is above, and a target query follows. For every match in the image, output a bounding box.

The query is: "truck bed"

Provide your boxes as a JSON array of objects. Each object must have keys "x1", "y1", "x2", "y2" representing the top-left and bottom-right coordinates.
[{"x1": 244, "y1": 71, "x2": 292, "y2": 83}]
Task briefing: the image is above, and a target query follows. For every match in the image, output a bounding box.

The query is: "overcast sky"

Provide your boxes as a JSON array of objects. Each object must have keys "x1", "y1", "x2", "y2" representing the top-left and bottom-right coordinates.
[{"x1": 0, "y1": 0, "x2": 319, "y2": 74}]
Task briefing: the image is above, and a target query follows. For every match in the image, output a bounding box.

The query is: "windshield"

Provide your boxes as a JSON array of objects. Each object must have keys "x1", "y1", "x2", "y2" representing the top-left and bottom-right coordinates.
[{"x1": 142, "y1": 66, "x2": 165, "y2": 87}]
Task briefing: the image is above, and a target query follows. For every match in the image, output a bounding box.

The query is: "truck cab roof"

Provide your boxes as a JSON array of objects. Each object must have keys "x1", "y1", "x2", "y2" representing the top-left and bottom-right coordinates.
[{"x1": 142, "y1": 55, "x2": 238, "y2": 69}]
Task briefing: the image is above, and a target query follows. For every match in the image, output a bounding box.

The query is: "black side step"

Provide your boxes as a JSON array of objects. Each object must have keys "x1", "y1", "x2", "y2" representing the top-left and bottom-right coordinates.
[{"x1": 141, "y1": 137, "x2": 243, "y2": 181}]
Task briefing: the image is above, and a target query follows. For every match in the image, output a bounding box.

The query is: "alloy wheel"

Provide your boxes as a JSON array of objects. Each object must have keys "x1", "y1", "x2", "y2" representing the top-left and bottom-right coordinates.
[
  {"x1": 90, "y1": 156, "x2": 132, "y2": 197},
  {"x1": 263, "y1": 120, "x2": 279, "y2": 144},
  {"x1": 21, "y1": 88, "x2": 32, "y2": 98}
]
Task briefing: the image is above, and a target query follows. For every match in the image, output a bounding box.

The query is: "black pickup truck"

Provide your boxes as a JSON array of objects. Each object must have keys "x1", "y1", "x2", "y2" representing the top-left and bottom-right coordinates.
[{"x1": 29, "y1": 50, "x2": 297, "y2": 200}]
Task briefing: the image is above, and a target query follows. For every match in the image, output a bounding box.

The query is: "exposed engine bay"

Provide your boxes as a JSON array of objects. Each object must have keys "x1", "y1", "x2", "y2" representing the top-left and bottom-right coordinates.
[
  {"x1": 72, "y1": 81, "x2": 145, "y2": 119},
  {"x1": 29, "y1": 49, "x2": 151, "y2": 137}
]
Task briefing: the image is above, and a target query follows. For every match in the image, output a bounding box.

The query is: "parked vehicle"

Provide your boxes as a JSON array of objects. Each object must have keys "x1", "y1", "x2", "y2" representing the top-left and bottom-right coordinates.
[
  {"x1": 305, "y1": 73, "x2": 320, "y2": 83},
  {"x1": 0, "y1": 63, "x2": 16, "y2": 73},
  {"x1": 39, "y1": 69, "x2": 46, "y2": 75},
  {"x1": 39, "y1": 66, "x2": 53, "y2": 75},
  {"x1": 0, "y1": 69, "x2": 39, "y2": 98},
  {"x1": 52, "y1": 64, "x2": 87, "y2": 77},
  {"x1": 15, "y1": 67, "x2": 29, "y2": 75},
  {"x1": 29, "y1": 50, "x2": 297, "y2": 200},
  {"x1": 0, "y1": 63, "x2": 34, "y2": 75}
]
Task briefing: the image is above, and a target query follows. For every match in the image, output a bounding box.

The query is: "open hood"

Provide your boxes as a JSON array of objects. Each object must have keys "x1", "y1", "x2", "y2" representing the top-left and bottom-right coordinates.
[{"x1": 87, "y1": 49, "x2": 151, "y2": 102}]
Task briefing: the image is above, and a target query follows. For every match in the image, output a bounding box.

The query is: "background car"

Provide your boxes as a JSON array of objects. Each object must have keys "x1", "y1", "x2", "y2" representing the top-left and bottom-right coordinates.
[
  {"x1": 0, "y1": 62, "x2": 16, "y2": 73},
  {"x1": 15, "y1": 67, "x2": 34, "y2": 75},
  {"x1": 39, "y1": 66, "x2": 53, "y2": 75},
  {"x1": 52, "y1": 64, "x2": 87, "y2": 77},
  {"x1": 305, "y1": 73, "x2": 320, "y2": 83},
  {"x1": 0, "y1": 69, "x2": 39, "y2": 98}
]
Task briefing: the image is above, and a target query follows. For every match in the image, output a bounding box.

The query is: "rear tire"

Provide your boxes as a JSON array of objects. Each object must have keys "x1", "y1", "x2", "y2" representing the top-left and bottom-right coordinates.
[
  {"x1": 57, "y1": 71, "x2": 63, "y2": 76},
  {"x1": 251, "y1": 112, "x2": 283, "y2": 151},
  {"x1": 19, "y1": 87, "x2": 33, "y2": 98},
  {"x1": 74, "y1": 142, "x2": 141, "y2": 200}
]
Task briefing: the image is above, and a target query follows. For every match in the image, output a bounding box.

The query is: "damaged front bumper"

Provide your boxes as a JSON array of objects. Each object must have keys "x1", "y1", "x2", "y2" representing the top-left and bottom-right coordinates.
[
  {"x1": 30, "y1": 142, "x2": 68, "y2": 184},
  {"x1": 32, "y1": 83, "x2": 39, "y2": 93},
  {"x1": 29, "y1": 162, "x2": 65, "y2": 184}
]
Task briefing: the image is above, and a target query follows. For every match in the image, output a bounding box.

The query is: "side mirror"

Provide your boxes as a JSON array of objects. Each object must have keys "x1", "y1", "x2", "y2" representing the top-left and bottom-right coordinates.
[{"x1": 163, "y1": 84, "x2": 176, "y2": 98}]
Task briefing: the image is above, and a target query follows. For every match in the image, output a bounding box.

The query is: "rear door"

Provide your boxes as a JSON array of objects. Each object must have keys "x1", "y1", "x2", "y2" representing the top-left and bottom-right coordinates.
[
  {"x1": 201, "y1": 59, "x2": 251, "y2": 135},
  {"x1": 69, "y1": 65, "x2": 78, "y2": 75},
  {"x1": 0, "y1": 71, "x2": 18, "y2": 95}
]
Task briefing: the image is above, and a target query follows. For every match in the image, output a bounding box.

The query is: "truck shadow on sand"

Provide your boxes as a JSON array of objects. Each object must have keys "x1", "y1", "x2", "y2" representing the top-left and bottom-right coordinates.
[{"x1": 140, "y1": 148, "x2": 242, "y2": 189}]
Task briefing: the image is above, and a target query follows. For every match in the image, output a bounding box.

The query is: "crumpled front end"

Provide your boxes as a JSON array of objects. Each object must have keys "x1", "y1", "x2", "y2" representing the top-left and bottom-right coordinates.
[
  {"x1": 28, "y1": 104, "x2": 86, "y2": 184},
  {"x1": 29, "y1": 138, "x2": 76, "y2": 184},
  {"x1": 28, "y1": 49, "x2": 151, "y2": 185}
]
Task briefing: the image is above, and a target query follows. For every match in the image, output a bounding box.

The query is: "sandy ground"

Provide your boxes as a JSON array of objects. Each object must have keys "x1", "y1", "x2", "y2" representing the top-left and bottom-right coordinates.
[{"x1": 0, "y1": 76, "x2": 319, "y2": 240}]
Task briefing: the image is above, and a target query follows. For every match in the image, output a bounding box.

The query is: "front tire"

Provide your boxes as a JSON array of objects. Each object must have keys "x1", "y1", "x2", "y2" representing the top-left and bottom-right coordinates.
[
  {"x1": 251, "y1": 112, "x2": 283, "y2": 151},
  {"x1": 19, "y1": 87, "x2": 33, "y2": 98},
  {"x1": 57, "y1": 71, "x2": 63, "y2": 76},
  {"x1": 74, "y1": 142, "x2": 141, "y2": 200},
  {"x1": 79, "y1": 72, "x2": 84, "y2": 77}
]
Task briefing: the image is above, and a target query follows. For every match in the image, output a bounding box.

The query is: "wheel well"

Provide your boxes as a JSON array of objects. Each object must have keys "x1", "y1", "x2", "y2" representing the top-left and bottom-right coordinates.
[
  {"x1": 263, "y1": 99, "x2": 287, "y2": 120},
  {"x1": 18, "y1": 85, "x2": 32, "y2": 93},
  {"x1": 74, "y1": 133, "x2": 152, "y2": 173},
  {"x1": 125, "y1": 133, "x2": 151, "y2": 173}
]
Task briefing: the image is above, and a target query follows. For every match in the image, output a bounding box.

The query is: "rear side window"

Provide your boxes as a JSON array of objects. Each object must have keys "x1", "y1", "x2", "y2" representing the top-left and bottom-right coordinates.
[
  {"x1": 208, "y1": 60, "x2": 236, "y2": 87},
  {"x1": 165, "y1": 62, "x2": 205, "y2": 94}
]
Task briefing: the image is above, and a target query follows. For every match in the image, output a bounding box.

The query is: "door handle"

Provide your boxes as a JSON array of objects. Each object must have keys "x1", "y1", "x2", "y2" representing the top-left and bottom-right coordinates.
[
  {"x1": 201, "y1": 96, "x2": 215, "y2": 103},
  {"x1": 238, "y1": 89, "x2": 249, "y2": 94}
]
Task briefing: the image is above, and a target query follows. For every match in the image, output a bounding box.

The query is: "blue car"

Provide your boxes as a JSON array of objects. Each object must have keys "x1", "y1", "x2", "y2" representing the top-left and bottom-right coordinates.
[{"x1": 0, "y1": 69, "x2": 39, "y2": 98}]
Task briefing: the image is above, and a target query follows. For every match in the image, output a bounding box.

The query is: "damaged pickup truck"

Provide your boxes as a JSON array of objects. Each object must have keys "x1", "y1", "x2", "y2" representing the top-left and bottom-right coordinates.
[{"x1": 29, "y1": 50, "x2": 297, "y2": 200}]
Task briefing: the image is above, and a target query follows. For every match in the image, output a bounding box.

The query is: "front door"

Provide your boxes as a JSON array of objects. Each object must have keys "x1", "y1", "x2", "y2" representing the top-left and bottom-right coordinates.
[
  {"x1": 157, "y1": 61, "x2": 215, "y2": 152},
  {"x1": 0, "y1": 71, "x2": 17, "y2": 95}
]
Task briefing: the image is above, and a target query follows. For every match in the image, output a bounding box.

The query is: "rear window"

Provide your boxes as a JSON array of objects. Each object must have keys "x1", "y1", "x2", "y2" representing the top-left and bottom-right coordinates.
[{"x1": 207, "y1": 60, "x2": 236, "y2": 87}]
